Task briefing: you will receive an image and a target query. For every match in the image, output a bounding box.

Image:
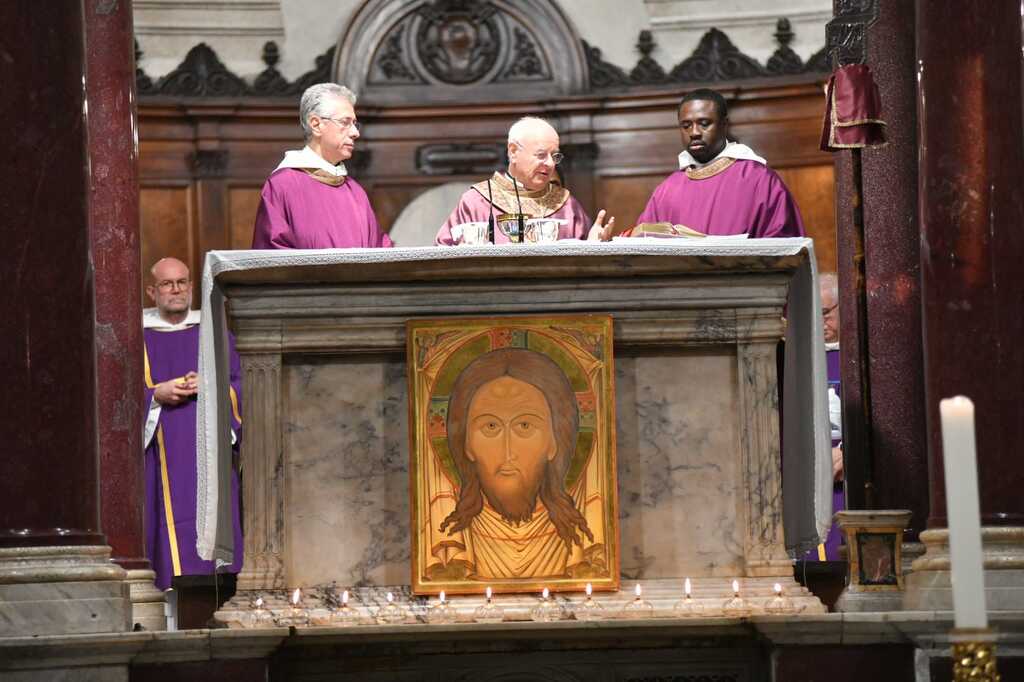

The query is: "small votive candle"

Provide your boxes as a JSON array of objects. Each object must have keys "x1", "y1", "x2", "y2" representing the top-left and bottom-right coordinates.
[
  {"x1": 473, "y1": 586, "x2": 504, "y2": 623},
  {"x1": 622, "y1": 583, "x2": 654, "y2": 619},
  {"x1": 763, "y1": 582, "x2": 795, "y2": 615},
  {"x1": 428, "y1": 590, "x2": 458, "y2": 624},
  {"x1": 331, "y1": 589, "x2": 360, "y2": 626},
  {"x1": 722, "y1": 580, "x2": 750, "y2": 617},
  {"x1": 673, "y1": 577, "x2": 703, "y2": 617},
  {"x1": 575, "y1": 582, "x2": 604, "y2": 621},
  {"x1": 278, "y1": 588, "x2": 309, "y2": 626},
  {"x1": 377, "y1": 591, "x2": 408, "y2": 624},
  {"x1": 531, "y1": 587, "x2": 562, "y2": 622}
]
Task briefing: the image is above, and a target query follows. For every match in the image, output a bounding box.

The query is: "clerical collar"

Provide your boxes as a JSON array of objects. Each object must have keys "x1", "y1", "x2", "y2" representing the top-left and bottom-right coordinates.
[
  {"x1": 471, "y1": 171, "x2": 569, "y2": 218},
  {"x1": 825, "y1": 341, "x2": 840, "y2": 352},
  {"x1": 677, "y1": 140, "x2": 766, "y2": 170},
  {"x1": 143, "y1": 307, "x2": 201, "y2": 331},
  {"x1": 275, "y1": 146, "x2": 348, "y2": 177}
]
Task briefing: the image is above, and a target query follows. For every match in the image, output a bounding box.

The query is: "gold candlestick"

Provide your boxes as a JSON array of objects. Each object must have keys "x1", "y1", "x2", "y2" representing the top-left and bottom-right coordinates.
[{"x1": 952, "y1": 629, "x2": 1001, "y2": 682}]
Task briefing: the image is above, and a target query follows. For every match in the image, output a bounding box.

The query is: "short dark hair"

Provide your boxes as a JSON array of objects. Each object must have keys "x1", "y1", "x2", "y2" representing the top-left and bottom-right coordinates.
[{"x1": 679, "y1": 88, "x2": 729, "y2": 120}]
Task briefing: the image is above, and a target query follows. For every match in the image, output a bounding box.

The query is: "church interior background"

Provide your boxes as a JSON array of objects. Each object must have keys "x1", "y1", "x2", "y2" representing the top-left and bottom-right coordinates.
[{"x1": 2, "y1": 1, "x2": 1022, "y2": 680}]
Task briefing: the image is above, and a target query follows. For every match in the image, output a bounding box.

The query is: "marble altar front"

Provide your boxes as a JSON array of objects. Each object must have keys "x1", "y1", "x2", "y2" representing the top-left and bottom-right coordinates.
[{"x1": 209, "y1": 243, "x2": 827, "y2": 622}]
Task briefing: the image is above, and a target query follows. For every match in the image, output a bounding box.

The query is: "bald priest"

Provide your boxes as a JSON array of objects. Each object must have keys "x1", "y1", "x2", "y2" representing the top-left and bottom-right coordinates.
[
  {"x1": 435, "y1": 117, "x2": 614, "y2": 245},
  {"x1": 637, "y1": 88, "x2": 805, "y2": 238}
]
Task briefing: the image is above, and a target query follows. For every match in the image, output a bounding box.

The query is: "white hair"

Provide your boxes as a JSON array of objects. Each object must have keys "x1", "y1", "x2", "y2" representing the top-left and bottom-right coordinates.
[
  {"x1": 819, "y1": 272, "x2": 839, "y2": 300},
  {"x1": 507, "y1": 116, "x2": 558, "y2": 145},
  {"x1": 299, "y1": 83, "x2": 357, "y2": 139}
]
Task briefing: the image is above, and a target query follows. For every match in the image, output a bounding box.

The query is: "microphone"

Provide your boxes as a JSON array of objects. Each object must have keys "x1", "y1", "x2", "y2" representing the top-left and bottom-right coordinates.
[
  {"x1": 486, "y1": 178, "x2": 495, "y2": 244},
  {"x1": 511, "y1": 175, "x2": 525, "y2": 244}
]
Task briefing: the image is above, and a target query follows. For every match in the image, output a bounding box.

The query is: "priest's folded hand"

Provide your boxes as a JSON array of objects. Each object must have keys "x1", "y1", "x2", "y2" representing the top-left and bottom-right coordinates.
[
  {"x1": 587, "y1": 209, "x2": 616, "y2": 242},
  {"x1": 154, "y1": 378, "x2": 197, "y2": 406}
]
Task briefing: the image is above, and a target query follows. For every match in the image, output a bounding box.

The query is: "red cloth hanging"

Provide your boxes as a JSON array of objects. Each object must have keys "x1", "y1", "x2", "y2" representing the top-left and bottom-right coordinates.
[{"x1": 820, "y1": 64, "x2": 887, "y2": 151}]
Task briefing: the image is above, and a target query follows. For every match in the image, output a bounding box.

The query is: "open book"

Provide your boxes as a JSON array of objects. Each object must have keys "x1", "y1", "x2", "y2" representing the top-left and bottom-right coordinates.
[
  {"x1": 618, "y1": 222, "x2": 708, "y2": 238},
  {"x1": 614, "y1": 222, "x2": 749, "y2": 241}
]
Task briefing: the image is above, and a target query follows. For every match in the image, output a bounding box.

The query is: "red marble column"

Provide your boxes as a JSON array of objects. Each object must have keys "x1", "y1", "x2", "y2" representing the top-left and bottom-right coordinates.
[
  {"x1": 0, "y1": 1, "x2": 104, "y2": 547},
  {"x1": 84, "y1": 0, "x2": 147, "y2": 570},
  {"x1": 833, "y1": 0, "x2": 930, "y2": 538},
  {"x1": 916, "y1": 1, "x2": 1024, "y2": 527}
]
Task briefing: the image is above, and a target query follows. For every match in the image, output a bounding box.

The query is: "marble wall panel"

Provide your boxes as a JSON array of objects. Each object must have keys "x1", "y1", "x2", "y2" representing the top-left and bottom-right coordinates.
[
  {"x1": 615, "y1": 351, "x2": 743, "y2": 580},
  {"x1": 280, "y1": 347, "x2": 742, "y2": 588},
  {"x1": 283, "y1": 356, "x2": 410, "y2": 587}
]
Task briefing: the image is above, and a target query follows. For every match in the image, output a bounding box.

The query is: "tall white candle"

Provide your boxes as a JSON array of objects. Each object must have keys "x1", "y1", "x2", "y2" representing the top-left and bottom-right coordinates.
[{"x1": 939, "y1": 396, "x2": 987, "y2": 629}]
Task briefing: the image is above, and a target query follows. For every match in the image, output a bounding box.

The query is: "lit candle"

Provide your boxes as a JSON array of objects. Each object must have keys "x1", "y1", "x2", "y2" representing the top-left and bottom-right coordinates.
[
  {"x1": 486, "y1": 586, "x2": 493, "y2": 601},
  {"x1": 635, "y1": 584, "x2": 642, "y2": 598},
  {"x1": 439, "y1": 591, "x2": 447, "y2": 604},
  {"x1": 542, "y1": 587, "x2": 550, "y2": 599},
  {"x1": 940, "y1": 396, "x2": 987, "y2": 629},
  {"x1": 774, "y1": 583, "x2": 782, "y2": 596},
  {"x1": 341, "y1": 589, "x2": 349, "y2": 606},
  {"x1": 386, "y1": 592, "x2": 394, "y2": 604},
  {"x1": 585, "y1": 583, "x2": 593, "y2": 597},
  {"x1": 732, "y1": 580, "x2": 739, "y2": 596},
  {"x1": 684, "y1": 578, "x2": 692, "y2": 597},
  {"x1": 255, "y1": 596, "x2": 264, "y2": 609},
  {"x1": 291, "y1": 588, "x2": 301, "y2": 605}
]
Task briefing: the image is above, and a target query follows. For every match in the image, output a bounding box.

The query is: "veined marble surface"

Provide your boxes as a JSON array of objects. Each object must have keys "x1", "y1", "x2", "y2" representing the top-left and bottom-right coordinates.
[
  {"x1": 284, "y1": 357, "x2": 410, "y2": 588},
  {"x1": 280, "y1": 349, "x2": 745, "y2": 589}
]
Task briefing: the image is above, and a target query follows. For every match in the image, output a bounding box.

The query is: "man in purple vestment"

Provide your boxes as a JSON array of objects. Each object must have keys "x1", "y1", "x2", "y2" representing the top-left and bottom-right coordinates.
[
  {"x1": 252, "y1": 83, "x2": 393, "y2": 249},
  {"x1": 436, "y1": 117, "x2": 614, "y2": 245},
  {"x1": 635, "y1": 89, "x2": 805, "y2": 238},
  {"x1": 142, "y1": 258, "x2": 244, "y2": 591}
]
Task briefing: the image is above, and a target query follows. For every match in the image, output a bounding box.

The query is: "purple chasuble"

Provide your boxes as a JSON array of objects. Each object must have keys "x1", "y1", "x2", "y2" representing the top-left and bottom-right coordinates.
[
  {"x1": 436, "y1": 189, "x2": 591, "y2": 245},
  {"x1": 252, "y1": 168, "x2": 394, "y2": 249},
  {"x1": 637, "y1": 160, "x2": 805, "y2": 238},
  {"x1": 143, "y1": 325, "x2": 243, "y2": 590}
]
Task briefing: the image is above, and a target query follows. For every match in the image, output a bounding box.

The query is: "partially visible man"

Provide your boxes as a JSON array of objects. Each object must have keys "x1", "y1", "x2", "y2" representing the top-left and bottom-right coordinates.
[
  {"x1": 252, "y1": 82, "x2": 393, "y2": 249},
  {"x1": 143, "y1": 257, "x2": 243, "y2": 591},
  {"x1": 636, "y1": 88, "x2": 805, "y2": 238},
  {"x1": 806, "y1": 271, "x2": 844, "y2": 561},
  {"x1": 435, "y1": 117, "x2": 614, "y2": 245}
]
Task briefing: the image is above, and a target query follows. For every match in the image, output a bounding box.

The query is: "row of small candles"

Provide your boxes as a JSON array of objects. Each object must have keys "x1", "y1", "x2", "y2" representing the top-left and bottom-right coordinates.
[{"x1": 243, "y1": 580, "x2": 800, "y2": 628}]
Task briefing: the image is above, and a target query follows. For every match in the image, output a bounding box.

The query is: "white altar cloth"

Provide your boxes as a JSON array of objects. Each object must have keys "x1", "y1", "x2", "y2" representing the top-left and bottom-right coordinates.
[{"x1": 194, "y1": 239, "x2": 831, "y2": 566}]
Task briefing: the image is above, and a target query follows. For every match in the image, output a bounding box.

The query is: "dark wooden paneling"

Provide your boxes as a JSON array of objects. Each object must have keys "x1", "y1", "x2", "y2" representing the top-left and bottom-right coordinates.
[
  {"x1": 140, "y1": 186, "x2": 193, "y2": 299},
  {"x1": 776, "y1": 164, "x2": 837, "y2": 272},
  {"x1": 228, "y1": 185, "x2": 263, "y2": 249}
]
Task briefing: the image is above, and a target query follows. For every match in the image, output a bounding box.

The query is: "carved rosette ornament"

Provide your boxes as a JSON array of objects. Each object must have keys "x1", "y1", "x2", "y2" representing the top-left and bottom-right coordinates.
[{"x1": 415, "y1": 0, "x2": 501, "y2": 84}]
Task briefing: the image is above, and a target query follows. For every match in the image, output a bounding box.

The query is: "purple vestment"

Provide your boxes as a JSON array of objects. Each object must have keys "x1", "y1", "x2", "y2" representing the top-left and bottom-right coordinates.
[
  {"x1": 143, "y1": 325, "x2": 243, "y2": 589},
  {"x1": 436, "y1": 189, "x2": 591, "y2": 245},
  {"x1": 637, "y1": 160, "x2": 805, "y2": 238},
  {"x1": 252, "y1": 168, "x2": 394, "y2": 249}
]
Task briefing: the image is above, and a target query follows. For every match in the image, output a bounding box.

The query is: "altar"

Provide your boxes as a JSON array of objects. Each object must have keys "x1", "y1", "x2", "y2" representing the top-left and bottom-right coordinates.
[{"x1": 199, "y1": 240, "x2": 831, "y2": 625}]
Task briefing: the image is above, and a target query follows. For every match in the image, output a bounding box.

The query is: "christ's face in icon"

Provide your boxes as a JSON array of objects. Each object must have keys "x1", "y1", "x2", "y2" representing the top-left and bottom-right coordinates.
[{"x1": 465, "y1": 376, "x2": 557, "y2": 521}]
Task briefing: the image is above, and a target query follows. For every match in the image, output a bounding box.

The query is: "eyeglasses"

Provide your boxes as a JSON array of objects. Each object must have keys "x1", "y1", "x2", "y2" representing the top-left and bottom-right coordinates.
[
  {"x1": 321, "y1": 116, "x2": 360, "y2": 132},
  {"x1": 156, "y1": 278, "x2": 190, "y2": 292},
  {"x1": 822, "y1": 302, "x2": 839, "y2": 317},
  {"x1": 512, "y1": 141, "x2": 564, "y2": 165}
]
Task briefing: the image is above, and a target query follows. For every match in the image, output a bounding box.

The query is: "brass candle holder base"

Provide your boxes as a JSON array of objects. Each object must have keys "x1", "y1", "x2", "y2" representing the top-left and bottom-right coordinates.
[{"x1": 951, "y1": 629, "x2": 1000, "y2": 682}]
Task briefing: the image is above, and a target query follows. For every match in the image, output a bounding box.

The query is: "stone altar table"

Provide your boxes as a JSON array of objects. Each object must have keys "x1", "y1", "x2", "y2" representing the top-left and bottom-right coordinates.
[{"x1": 197, "y1": 241, "x2": 830, "y2": 622}]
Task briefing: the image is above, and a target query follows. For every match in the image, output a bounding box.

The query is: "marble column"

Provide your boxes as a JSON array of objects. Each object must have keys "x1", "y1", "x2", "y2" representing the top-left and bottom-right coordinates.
[
  {"x1": 0, "y1": 0, "x2": 129, "y2": 636},
  {"x1": 84, "y1": 0, "x2": 165, "y2": 631},
  {"x1": 904, "y1": 0, "x2": 1024, "y2": 613},
  {"x1": 831, "y1": 0, "x2": 929, "y2": 541}
]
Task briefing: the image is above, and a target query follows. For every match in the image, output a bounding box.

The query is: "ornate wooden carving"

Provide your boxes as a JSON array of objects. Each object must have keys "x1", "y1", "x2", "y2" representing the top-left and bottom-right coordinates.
[
  {"x1": 250, "y1": 41, "x2": 291, "y2": 96},
  {"x1": 765, "y1": 19, "x2": 805, "y2": 76},
  {"x1": 414, "y1": 0, "x2": 502, "y2": 85},
  {"x1": 416, "y1": 142, "x2": 506, "y2": 175},
  {"x1": 134, "y1": 39, "x2": 155, "y2": 95},
  {"x1": 152, "y1": 43, "x2": 249, "y2": 97},
  {"x1": 825, "y1": 0, "x2": 879, "y2": 67},
  {"x1": 668, "y1": 29, "x2": 765, "y2": 82},
  {"x1": 582, "y1": 40, "x2": 631, "y2": 89},
  {"x1": 629, "y1": 31, "x2": 667, "y2": 85}
]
